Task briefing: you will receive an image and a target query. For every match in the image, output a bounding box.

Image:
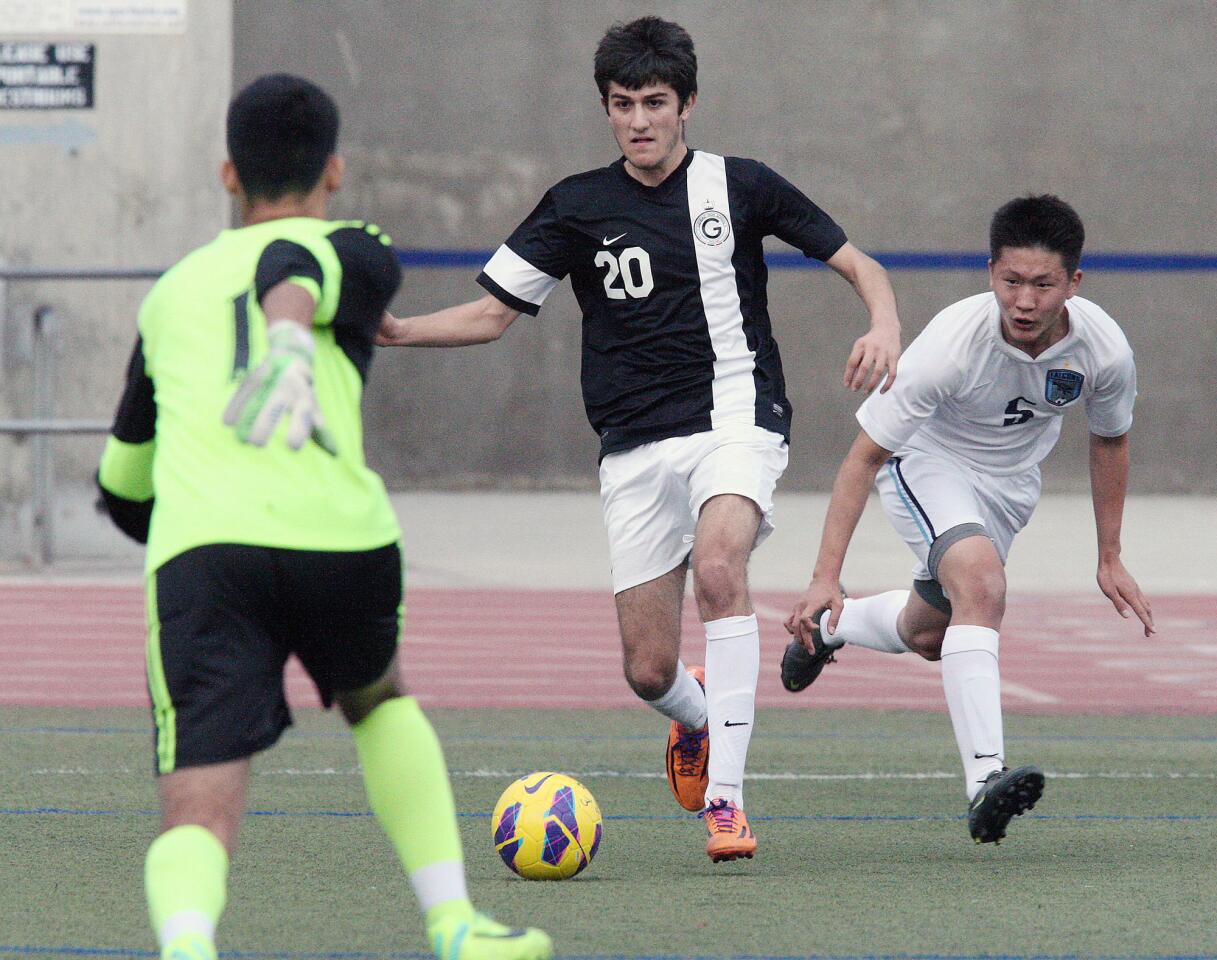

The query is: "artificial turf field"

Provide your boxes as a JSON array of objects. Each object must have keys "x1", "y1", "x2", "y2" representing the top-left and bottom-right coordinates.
[{"x1": 2, "y1": 705, "x2": 1214, "y2": 959}]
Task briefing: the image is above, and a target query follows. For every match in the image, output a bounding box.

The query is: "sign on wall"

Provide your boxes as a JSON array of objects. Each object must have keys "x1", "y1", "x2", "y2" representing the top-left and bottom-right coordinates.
[
  {"x1": 0, "y1": 1, "x2": 186, "y2": 33},
  {"x1": 0, "y1": 42, "x2": 94, "y2": 109}
]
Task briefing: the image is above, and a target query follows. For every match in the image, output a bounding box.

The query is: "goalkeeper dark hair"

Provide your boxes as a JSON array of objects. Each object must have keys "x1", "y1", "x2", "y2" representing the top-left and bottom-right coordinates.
[
  {"x1": 990, "y1": 195, "x2": 1085, "y2": 275},
  {"x1": 594, "y1": 16, "x2": 697, "y2": 109},
  {"x1": 226, "y1": 73, "x2": 339, "y2": 202}
]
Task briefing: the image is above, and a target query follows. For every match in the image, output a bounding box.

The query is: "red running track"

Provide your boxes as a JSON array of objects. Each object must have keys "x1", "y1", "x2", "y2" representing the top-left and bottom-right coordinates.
[{"x1": 0, "y1": 584, "x2": 1213, "y2": 714}]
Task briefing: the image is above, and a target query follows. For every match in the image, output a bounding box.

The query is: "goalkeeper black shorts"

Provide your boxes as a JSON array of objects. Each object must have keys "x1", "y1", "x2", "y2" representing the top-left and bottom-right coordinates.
[{"x1": 145, "y1": 541, "x2": 401, "y2": 774}]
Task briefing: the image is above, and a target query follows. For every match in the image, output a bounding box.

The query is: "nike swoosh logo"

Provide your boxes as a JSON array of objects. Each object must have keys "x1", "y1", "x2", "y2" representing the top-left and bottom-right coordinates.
[
  {"x1": 724, "y1": 721, "x2": 750, "y2": 727},
  {"x1": 473, "y1": 930, "x2": 528, "y2": 940},
  {"x1": 523, "y1": 773, "x2": 553, "y2": 794},
  {"x1": 974, "y1": 752, "x2": 1000, "y2": 759},
  {"x1": 602, "y1": 233, "x2": 627, "y2": 245}
]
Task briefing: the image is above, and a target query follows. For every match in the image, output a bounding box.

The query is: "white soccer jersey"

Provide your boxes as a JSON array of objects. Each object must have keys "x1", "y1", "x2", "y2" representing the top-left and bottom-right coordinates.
[{"x1": 857, "y1": 292, "x2": 1137, "y2": 476}]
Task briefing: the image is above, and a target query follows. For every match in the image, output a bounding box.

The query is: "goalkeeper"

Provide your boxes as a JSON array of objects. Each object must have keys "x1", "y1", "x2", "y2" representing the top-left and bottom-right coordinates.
[{"x1": 97, "y1": 73, "x2": 550, "y2": 960}]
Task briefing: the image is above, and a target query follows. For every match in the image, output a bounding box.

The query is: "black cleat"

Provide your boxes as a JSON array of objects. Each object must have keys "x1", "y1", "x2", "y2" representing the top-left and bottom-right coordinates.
[
  {"x1": 780, "y1": 586, "x2": 847, "y2": 693},
  {"x1": 967, "y1": 765, "x2": 1045, "y2": 844}
]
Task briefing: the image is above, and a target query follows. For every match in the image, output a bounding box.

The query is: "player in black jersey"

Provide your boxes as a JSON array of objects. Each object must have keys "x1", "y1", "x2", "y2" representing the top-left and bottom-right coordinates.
[
  {"x1": 378, "y1": 16, "x2": 902, "y2": 861},
  {"x1": 99, "y1": 74, "x2": 550, "y2": 960}
]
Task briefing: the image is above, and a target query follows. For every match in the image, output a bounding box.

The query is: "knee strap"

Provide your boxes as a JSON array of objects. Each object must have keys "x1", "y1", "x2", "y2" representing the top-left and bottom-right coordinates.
[
  {"x1": 913, "y1": 577, "x2": 953, "y2": 616},
  {"x1": 927, "y1": 522, "x2": 989, "y2": 582}
]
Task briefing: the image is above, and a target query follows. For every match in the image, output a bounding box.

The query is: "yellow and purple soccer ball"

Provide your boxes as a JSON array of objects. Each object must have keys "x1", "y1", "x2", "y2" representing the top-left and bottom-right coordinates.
[{"x1": 491, "y1": 772, "x2": 602, "y2": 880}]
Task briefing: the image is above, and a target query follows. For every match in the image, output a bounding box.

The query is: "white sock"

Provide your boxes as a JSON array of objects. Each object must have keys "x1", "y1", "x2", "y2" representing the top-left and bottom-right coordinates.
[
  {"x1": 159, "y1": 910, "x2": 215, "y2": 945},
  {"x1": 645, "y1": 658, "x2": 707, "y2": 731},
  {"x1": 704, "y1": 614, "x2": 759, "y2": 808},
  {"x1": 940, "y1": 625, "x2": 1004, "y2": 800},
  {"x1": 409, "y1": 860, "x2": 469, "y2": 916},
  {"x1": 822, "y1": 590, "x2": 911, "y2": 654}
]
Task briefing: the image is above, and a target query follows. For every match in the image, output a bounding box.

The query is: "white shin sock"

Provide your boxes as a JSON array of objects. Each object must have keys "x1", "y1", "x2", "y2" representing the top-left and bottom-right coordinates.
[
  {"x1": 822, "y1": 590, "x2": 911, "y2": 654},
  {"x1": 704, "y1": 614, "x2": 759, "y2": 808},
  {"x1": 645, "y1": 658, "x2": 708, "y2": 731},
  {"x1": 940, "y1": 625, "x2": 1004, "y2": 800}
]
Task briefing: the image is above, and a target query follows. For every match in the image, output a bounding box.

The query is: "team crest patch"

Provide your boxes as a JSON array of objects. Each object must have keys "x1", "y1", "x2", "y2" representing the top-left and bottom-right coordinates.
[
  {"x1": 1044, "y1": 368, "x2": 1084, "y2": 406},
  {"x1": 693, "y1": 208, "x2": 731, "y2": 246}
]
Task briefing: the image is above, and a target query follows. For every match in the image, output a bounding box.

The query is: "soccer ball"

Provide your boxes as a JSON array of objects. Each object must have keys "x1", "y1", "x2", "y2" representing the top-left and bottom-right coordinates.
[{"x1": 491, "y1": 772, "x2": 602, "y2": 880}]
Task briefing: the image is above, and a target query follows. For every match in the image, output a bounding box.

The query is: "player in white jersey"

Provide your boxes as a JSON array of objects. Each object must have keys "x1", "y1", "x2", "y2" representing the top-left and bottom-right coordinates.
[
  {"x1": 377, "y1": 17, "x2": 902, "y2": 861},
  {"x1": 783, "y1": 195, "x2": 1155, "y2": 844}
]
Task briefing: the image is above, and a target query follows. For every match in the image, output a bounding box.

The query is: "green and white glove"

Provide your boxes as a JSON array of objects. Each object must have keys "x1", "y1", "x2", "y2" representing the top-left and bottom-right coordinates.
[{"x1": 223, "y1": 319, "x2": 337, "y2": 455}]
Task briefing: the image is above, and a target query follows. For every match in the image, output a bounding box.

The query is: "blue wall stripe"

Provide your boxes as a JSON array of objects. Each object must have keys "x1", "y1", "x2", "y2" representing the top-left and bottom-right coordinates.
[{"x1": 397, "y1": 249, "x2": 1217, "y2": 272}]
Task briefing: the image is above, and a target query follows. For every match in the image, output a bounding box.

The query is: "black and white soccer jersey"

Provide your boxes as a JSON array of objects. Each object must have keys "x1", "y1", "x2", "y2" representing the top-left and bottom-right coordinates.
[{"x1": 476, "y1": 149, "x2": 847, "y2": 457}]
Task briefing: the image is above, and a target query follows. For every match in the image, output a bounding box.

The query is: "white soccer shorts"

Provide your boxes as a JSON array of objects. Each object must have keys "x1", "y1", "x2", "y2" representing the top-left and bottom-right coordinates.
[
  {"x1": 875, "y1": 449, "x2": 1041, "y2": 583},
  {"x1": 598, "y1": 424, "x2": 789, "y2": 594}
]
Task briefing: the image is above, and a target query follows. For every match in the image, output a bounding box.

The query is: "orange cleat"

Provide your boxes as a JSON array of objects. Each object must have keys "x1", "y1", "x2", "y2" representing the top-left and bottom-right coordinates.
[
  {"x1": 702, "y1": 797, "x2": 757, "y2": 862},
  {"x1": 665, "y1": 665, "x2": 708, "y2": 812}
]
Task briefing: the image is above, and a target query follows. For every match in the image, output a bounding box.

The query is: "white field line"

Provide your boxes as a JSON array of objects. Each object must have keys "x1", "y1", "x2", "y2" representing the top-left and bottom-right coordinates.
[{"x1": 26, "y1": 766, "x2": 1217, "y2": 782}]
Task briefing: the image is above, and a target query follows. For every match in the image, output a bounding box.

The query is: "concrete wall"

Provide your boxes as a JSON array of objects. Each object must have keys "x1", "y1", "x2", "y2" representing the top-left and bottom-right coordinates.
[
  {"x1": 2, "y1": 2, "x2": 1213, "y2": 563},
  {"x1": 0, "y1": 3, "x2": 232, "y2": 561},
  {"x1": 234, "y1": 0, "x2": 1217, "y2": 495}
]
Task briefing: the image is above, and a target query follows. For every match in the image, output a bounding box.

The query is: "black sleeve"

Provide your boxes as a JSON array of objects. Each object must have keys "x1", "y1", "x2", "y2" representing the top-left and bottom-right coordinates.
[
  {"x1": 254, "y1": 240, "x2": 325, "y2": 302},
  {"x1": 111, "y1": 336, "x2": 156, "y2": 443},
  {"x1": 95, "y1": 478, "x2": 152, "y2": 544},
  {"x1": 752, "y1": 161, "x2": 848, "y2": 262},
  {"x1": 327, "y1": 223, "x2": 403, "y2": 379},
  {"x1": 499, "y1": 189, "x2": 576, "y2": 283}
]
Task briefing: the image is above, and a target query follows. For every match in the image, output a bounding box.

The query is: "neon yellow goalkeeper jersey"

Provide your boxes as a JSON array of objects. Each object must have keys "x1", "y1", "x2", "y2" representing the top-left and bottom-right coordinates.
[{"x1": 97, "y1": 216, "x2": 402, "y2": 572}]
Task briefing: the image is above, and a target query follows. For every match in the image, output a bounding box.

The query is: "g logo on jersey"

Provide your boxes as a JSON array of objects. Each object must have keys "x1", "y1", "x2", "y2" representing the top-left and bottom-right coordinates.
[
  {"x1": 694, "y1": 209, "x2": 731, "y2": 246},
  {"x1": 1045, "y1": 369, "x2": 1084, "y2": 407}
]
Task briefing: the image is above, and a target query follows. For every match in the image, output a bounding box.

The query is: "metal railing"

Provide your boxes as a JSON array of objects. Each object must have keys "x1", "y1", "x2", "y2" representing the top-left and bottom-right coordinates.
[{"x1": 1, "y1": 267, "x2": 163, "y2": 565}]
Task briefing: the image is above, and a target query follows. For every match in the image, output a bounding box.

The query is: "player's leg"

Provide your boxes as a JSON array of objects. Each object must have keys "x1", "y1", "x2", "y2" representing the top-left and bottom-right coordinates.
[
  {"x1": 685, "y1": 426, "x2": 787, "y2": 861},
  {"x1": 689, "y1": 492, "x2": 762, "y2": 861},
  {"x1": 336, "y1": 656, "x2": 549, "y2": 960},
  {"x1": 615, "y1": 562, "x2": 711, "y2": 813},
  {"x1": 291, "y1": 544, "x2": 550, "y2": 960},
  {"x1": 615, "y1": 560, "x2": 692, "y2": 704},
  {"x1": 147, "y1": 761, "x2": 248, "y2": 960},
  {"x1": 600, "y1": 441, "x2": 710, "y2": 810},
  {"x1": 935, "y1": 529, "x2": 1042, "y2": 842},
  {"x1": 782, "y1": 579, "x2": 950, "y2": 692},
  {"x1": 780, "y1": 454, "x2": 953, "y2": 694},
  {"x1": 144, "y1": 545, "x2": 292, "y2": 960},
  {"x1": 896, "y1": 582, "x2": 952, "y2": 659},
  {"x1": 690, "y1": 493, "x2": 760, "y2": 801}
]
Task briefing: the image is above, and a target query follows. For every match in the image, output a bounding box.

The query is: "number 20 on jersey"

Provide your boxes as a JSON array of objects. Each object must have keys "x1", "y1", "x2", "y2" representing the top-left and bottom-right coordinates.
[{"x1": 595, "y1": 247, "x2": 654, "y2": 300}]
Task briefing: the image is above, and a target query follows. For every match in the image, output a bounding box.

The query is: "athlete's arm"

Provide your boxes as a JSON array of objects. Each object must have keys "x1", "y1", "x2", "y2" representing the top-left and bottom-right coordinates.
[
  {"x1": 1089, "y1": 431, "x2": 1155, "y2": 636},
  {"x1": 375, "y1": 294, "x2": 521, "y2": 347},
  {"x1": 223, "y1": 279, "x2": 336, "y2": 454},
  {"x1": 825, "y1": 242, "x2": 902, "y2": 394},
  {"x1": 97, "y1": 337, "x2": 156, "y2": 543},
  {"x1": 786, "y1": 429, "x2": 894, "y2": 645},
  {"x1": 260, "y1": 280, "x2": 316, "y2": 331}
]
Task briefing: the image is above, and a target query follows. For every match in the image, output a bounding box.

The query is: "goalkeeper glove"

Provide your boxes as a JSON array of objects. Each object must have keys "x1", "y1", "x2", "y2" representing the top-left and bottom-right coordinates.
[{"x1": 223, "y1": 319, "x2": 338, "y2": 455}]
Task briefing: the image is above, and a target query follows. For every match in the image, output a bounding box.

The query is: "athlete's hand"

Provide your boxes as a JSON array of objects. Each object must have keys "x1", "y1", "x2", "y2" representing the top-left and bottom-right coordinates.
[
  {"x1": 845, "y1": 324, "x2": 901, "y2": 394},
  {"x1": 223, "y1": 320, "x2": 337, "y2": 455},
  {"x1": 375, "y1": 310, "x2": 409, "y2": 346},
  {"x1": 1097, "y1": 558, "x2": 1155, "y2": 637},
  {"x1": 785, "y1": 577, "x2": 846, "y2": 650}
]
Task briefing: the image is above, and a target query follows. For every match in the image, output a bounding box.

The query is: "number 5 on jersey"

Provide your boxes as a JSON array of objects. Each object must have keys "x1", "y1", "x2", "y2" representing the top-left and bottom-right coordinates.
[{"x1": 595, "y1": 246, "x2": 654, "y2": 300}]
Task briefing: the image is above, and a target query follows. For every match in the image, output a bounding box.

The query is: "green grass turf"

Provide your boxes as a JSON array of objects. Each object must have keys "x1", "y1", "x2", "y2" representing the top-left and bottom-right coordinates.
[{"x1": 2, "y1": 706, "x2": 1215, "y2": 958}]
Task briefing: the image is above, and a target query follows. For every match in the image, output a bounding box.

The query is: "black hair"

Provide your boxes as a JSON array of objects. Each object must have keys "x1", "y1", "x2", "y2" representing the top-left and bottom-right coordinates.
[
  {"x1": 226, "y1": 73, "x2": 339, "y2": 202},
  {"x1": 989, "y1": 195, "x2": 1086, "y2": 275},
  {"x1": 594, "y1": 16, "x2": 697, "y2": 108}
]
